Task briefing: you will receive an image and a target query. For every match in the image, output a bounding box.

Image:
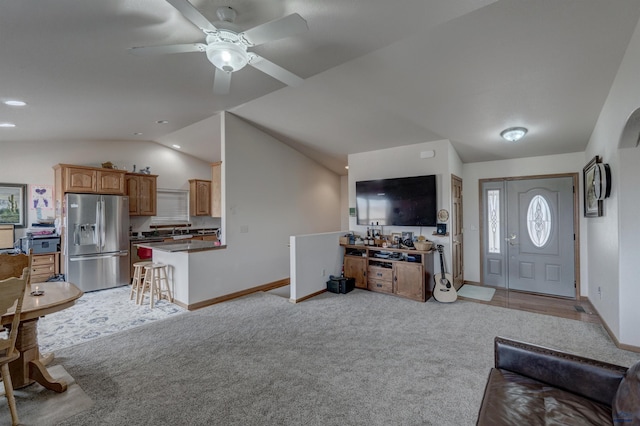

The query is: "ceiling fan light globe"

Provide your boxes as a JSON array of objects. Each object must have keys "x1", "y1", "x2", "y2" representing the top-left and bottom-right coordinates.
[{"x1": 206, "y1": 42, "x2": 248, "y2": 72}]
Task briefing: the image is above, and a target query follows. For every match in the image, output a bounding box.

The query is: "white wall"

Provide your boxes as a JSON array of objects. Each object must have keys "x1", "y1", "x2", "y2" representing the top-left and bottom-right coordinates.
[
  {"x1": 0, "y1": 139, "x2": 212, "y2": 237},
  {"x1": 461, "y1": 152, "x2": 586, "y2": 291},
  {"x1": 290, "y1": 231, "x2": 345, "y2": 301},
  {"x1": 347, "y1": 140, "x2": 453, "y2": 242},
  {"x1": 189, "y1": 112, "x2": 341, "y2": 301},
  {"x1": 340, "y1": 175, "x2": 349, "y2": 230},
  {"x1": 586, "y1": 16, "x2": 640, "y2": 347}
]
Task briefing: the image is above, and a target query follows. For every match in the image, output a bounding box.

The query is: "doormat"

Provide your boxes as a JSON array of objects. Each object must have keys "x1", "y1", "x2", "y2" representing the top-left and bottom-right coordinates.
[
  {"x1": 457, "y1": 284, "x2": 496, "y2": 302},
  {"x1": 0, "y1": 364, "x2": 93, "y2": 425}
]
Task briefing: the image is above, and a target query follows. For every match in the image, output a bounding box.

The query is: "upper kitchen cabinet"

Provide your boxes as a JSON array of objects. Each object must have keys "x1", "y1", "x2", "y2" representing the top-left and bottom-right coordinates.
[
  {"x1": 189, "y1": 179, "x2": 211, "y2": 216},
  {"x1": 211, "y1": 161, "x2": 222, "y2": 217},
  {"x1": 54, "y1": 164, "x2": 126, "y2": 195},
  {"x1": 126, "y1": 173, "x2": 157, "y2": 216}
]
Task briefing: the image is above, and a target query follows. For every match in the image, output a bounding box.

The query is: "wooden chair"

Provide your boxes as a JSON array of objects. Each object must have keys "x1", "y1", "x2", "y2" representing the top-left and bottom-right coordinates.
[
  {"x1": 0, "y1": 267, "x2": 29, "y2": 426},
  {"x1": 0, "y1": 253, "x2": 30, "y2": 282}
]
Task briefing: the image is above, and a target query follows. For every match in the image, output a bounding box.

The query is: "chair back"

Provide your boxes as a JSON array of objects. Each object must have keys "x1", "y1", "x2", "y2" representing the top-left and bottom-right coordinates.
[
  {"x1": 0, "y1": 253, "x2": 30, "y2": 281},
  {"x1": 0, "y1": 268, "x2": 29, "y2": 360}
]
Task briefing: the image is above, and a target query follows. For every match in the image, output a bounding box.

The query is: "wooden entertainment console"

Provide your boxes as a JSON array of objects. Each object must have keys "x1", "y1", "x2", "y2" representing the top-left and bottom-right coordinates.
[{"x1": 341, "y1": 244, "x2": 435, "y2": 302}]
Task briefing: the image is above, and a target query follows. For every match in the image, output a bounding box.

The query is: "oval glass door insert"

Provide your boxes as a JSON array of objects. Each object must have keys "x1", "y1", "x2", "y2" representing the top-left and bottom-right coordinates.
[{"x1": 527, "y1": 195, "x2": 551, "y2": 247}]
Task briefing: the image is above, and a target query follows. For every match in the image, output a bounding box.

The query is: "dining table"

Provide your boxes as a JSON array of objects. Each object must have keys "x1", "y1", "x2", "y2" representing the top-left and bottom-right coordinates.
[{"x1": 1, "y1": 281, "x2": 83, "y2": 392}]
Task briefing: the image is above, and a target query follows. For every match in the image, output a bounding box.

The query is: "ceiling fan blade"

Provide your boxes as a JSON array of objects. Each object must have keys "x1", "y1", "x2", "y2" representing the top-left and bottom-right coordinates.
[
  {"x1": 249, "y1": 55, "x2": 304, "y2": 87},
  {"x1": 213, "y1": 68, "x2": 232, "y2": 94},
  {"x1": 129, "y1": 43, "x2": 206, "y2": 56},
  {"x1": 165, "y1": 0, "x2": 217, "y2": 32},
  {"x1": 241, "y1": 13, "x2": 308, "y2": 47}
]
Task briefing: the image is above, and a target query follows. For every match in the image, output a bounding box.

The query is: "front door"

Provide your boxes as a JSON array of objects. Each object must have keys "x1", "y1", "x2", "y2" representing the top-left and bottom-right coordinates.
[{"x1": 481, "y1": 175, "x2": 576, "y2": 298}]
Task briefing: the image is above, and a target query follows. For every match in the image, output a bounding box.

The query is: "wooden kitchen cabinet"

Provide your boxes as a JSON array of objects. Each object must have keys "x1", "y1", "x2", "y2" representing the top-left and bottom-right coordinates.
[
  {"x1": 126, "y1": 173, "x2": 157, "y2": 216},
  {"x1": 30, "y1": 252, "x2": 60, "y2": 283},
  {"x1": 211, "y1": 161, "x2": 222, "y2": 217},
  {"x1": 189, "y1": 179, "x2": 212, "y2": 216},
  {"x1": 54, "y1": 164, "x2": 126, "y2": 195}
]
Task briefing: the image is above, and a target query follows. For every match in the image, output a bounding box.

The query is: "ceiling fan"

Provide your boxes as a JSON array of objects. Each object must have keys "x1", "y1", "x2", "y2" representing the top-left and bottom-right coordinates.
[{"x1": 129, "y1": 0, "x2": 309, "y2": 94}]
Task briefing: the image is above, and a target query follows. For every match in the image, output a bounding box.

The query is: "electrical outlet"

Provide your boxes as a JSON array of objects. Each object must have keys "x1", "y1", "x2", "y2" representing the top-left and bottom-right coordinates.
[{"x1": 597, "y1": 286, "x2": 602, "y2": 299}]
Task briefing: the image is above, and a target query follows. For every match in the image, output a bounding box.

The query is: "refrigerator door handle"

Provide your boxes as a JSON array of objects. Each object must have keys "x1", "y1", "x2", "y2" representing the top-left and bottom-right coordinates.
[
  {"x1": 69, "y1": 251, "x2": 128, "y2": 261},
  {"x1": 95, "y1": 200, "x2": 101, "y2": 252},
  {"x1": 100, "y1": 198, "x2": 106, "y2": 250}
]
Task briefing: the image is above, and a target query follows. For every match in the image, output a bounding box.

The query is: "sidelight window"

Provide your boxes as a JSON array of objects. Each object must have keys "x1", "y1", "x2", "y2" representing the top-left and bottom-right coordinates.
[{"x1": 487, "y1": 189, "x2": 501, "y2": 253}]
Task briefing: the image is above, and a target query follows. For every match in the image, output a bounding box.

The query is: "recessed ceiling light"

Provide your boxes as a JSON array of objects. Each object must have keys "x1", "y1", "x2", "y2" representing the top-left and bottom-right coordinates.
[
  {"x1": 500, "y1": 127, "x2": 528, "y2": 142},
  {"x1": 3, "y1": 100, "x2": 27, "y2": 107},
  {"x1": 345, "y1": 166, "x2": 349, "y2": 170},
  {"x1": 172, "y1": 144, "x2": 181, "y2": 149},
  {"x1": 0, "y1": 122, "x2": 16, "y2": 128},
  {"x1": 133, "y1": 132, "x2": 143, "y2": 136},
  {"x1": 156, "y1": 120, "x2": 169, "y2": 124}
]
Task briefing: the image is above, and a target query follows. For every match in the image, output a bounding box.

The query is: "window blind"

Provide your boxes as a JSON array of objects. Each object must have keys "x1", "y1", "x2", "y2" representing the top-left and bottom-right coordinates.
[{"x1": 151, "y1": 189, "x2": 189, "y2": 224}]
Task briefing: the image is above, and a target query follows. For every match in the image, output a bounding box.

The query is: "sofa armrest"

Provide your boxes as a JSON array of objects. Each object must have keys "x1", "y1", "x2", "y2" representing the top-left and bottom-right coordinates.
[{"x1": 494, "y1": 336, "x2": 627, "y2": 406}]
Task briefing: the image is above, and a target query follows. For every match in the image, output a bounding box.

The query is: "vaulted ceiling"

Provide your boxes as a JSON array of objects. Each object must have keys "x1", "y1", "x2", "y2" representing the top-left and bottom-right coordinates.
[{"x1": 2, "y1": 0, "x2": 640, "y2": 175}]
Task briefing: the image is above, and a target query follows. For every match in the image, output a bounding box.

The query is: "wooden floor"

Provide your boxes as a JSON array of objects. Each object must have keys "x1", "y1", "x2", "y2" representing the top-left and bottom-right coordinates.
[{"x1": 458, "y1": 285, "x2": 602, "y2": 324}]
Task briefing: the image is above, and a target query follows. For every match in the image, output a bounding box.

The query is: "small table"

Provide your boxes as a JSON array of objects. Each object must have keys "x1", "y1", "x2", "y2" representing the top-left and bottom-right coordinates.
[{"x1": 1, "y1": 281, "x2": 83, "y2": 392}]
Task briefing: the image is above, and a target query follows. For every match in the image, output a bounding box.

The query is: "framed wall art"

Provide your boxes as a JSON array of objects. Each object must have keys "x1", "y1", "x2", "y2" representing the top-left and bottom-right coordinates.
[
  {"x1": 0, "y1": 183, "x2": 27, "y2": 227},
  {"x1": 583, "y1": 156, "x2": 602, "y2": 217}
]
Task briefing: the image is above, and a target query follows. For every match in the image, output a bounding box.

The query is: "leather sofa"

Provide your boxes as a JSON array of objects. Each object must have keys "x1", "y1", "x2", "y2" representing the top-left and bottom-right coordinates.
[{"x1": 477, "y1": 336, "x2": 639, "y2": 425}]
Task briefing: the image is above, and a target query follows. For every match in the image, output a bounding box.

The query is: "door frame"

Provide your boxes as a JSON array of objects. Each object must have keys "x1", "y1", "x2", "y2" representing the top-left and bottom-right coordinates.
[
  {"x1": 451, "y1": 174, "x2": 463, "y2": 290},
  {"x1": 478, "y1": 173, "x2": 581, "y2": 298}
]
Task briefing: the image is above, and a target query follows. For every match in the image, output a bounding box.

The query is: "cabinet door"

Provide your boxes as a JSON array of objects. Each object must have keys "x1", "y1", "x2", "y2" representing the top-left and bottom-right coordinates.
[
  {"x1": 97, "y1": 170, "x2": 125, "y2": 194},
  {"x1": 394, "y1": 262, "x2": 425, "y2": 301},
  {"x1": 196, "y1": 180, "x2": 211, "y2": 215},
  {"x1": 126, "y1": 175, "x2": 140, "y2": 215},
  {"x1": 65, "y1": 167, "x2": 96, "y2": 192},
  {"x1": 344, "y1": 256, "x2": 367, "y2": 289},
  {"x1": 190, "y1": 180, "x2": 211, "y2": 216},
  {"x1": 138, "y1": 175, "x2": 157, "y2": 216}
]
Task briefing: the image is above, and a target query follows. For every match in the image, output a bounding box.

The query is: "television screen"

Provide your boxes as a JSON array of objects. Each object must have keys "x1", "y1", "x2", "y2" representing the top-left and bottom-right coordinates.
[{"x1": 356, "y1": 175, "x2": 437, "y2": 226}]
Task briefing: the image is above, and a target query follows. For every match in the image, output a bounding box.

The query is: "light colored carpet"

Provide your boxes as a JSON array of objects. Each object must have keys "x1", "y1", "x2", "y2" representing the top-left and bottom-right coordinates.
[
  {"x1": 38, "y1": 285, "x2": 186, "y2": 353},
  {"x1": 457, "y1": 284, "x2": 496, "y2": 301},
  {"x1": 0, "y1": 365, "x2": 93, "y2": 426},
  {"x1": 33, "y1": 289, "x2": 636, "y2": 426}
]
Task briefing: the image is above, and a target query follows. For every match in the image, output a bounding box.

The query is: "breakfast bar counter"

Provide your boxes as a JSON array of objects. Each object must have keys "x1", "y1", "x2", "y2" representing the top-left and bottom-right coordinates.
[
  {"x1": 135, "y1": 240, "x2": 225, "y2": 253},
  {"x1": 134, "y1": 241, "x2": 226, "y2": 308}
]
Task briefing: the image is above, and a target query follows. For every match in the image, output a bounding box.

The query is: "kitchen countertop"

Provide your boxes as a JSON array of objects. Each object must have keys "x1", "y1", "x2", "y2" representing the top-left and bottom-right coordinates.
[{"x1": 134, "y1": 240, "x2": 225, "y2": 253}]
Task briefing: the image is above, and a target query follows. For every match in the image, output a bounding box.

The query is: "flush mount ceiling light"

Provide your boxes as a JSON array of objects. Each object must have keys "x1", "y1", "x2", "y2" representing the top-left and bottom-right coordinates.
[
  {"x1": 500, "y1": 127, "x2": 528, "y2": 142},
  {"x1": 172, "y1": 144, "x2": 181, "y2": 149},
  {"x1": 0, "y1": 122, "x2": 16, "y2": 128}
]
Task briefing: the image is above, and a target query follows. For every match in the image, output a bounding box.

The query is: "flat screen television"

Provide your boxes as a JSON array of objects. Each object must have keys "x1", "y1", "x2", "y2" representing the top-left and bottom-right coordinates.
[{"x1": 356, "y1": 175, "x2": 437, "y2": 226}]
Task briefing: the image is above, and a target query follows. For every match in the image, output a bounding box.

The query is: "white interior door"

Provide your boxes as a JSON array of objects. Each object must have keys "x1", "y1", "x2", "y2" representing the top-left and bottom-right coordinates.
[{"x1": 482, "y1": 176, "x2": 576, "y2": 298}]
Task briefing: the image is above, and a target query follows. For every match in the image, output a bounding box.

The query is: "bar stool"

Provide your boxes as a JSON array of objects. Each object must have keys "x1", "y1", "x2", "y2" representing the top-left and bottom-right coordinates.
[
  {"x1": 130, "y1": 261, "x2": 152, "y2": 304},
  {"x1": 141, "y1": 263, "x2": 172, "y2": 308}
]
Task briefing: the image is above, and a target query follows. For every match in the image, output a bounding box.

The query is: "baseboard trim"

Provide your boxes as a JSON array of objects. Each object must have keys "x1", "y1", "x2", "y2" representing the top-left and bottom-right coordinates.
[
  {"x1": 178, "y1": 278, "x2": 290, "y2": 311},
  {"x1": 586, "y1": 297, "x2": 640, "y2": 354},
  {"x1": 291, "y1": 289, "x2": 326, "y2": 303}
]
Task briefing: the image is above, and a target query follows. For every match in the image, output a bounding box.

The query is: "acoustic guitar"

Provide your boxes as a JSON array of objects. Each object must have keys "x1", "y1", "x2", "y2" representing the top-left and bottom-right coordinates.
[{"x1": 433, "y1": 244, "x2": 457, "y2": 303}]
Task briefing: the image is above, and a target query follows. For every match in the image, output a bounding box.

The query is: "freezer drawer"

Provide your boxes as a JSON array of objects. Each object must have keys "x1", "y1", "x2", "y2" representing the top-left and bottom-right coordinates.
[{"x1": 67, "y1": 251, "x2": 129, "y2": 292}]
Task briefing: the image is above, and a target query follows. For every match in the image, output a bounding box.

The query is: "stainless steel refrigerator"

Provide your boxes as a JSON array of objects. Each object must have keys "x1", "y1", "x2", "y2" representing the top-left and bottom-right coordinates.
[{"x1": 64, "y1": 193, "x2": 129, "y2": 292}]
